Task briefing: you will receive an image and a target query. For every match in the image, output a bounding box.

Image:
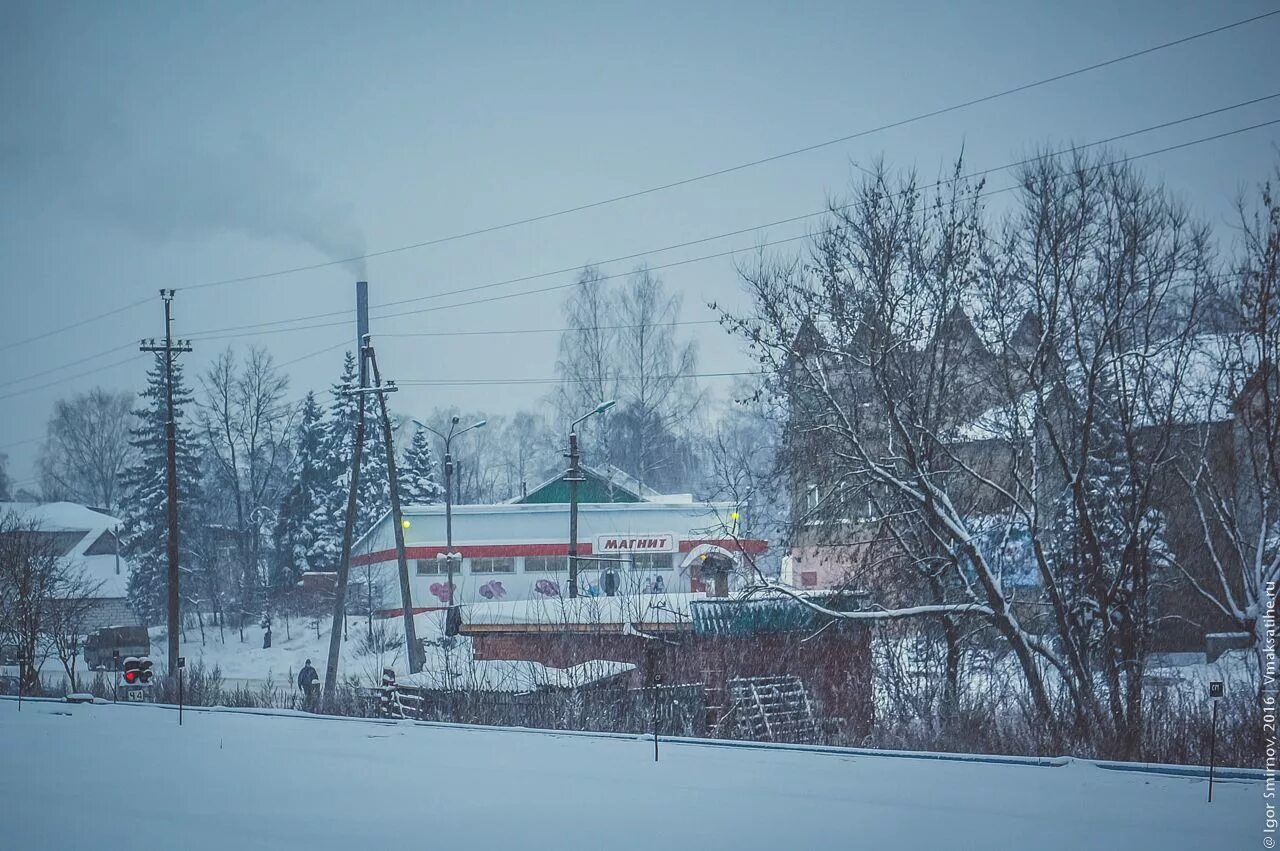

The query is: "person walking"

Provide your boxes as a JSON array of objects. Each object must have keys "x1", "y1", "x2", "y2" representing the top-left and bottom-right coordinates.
[{"x1": 298, "y1": 659, "x2": 319, "y2": 708}]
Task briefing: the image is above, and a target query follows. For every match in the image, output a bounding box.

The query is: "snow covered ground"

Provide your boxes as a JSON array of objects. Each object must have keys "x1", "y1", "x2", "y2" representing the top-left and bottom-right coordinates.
[{"x1": 0, "y1": 697, "x2": 1259, "y2": 850}]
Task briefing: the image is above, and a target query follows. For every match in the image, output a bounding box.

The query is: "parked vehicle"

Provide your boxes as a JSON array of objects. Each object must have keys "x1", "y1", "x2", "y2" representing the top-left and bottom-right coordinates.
[{"x1": 84, "y1": 626, "x2": 150, "y2": 671}]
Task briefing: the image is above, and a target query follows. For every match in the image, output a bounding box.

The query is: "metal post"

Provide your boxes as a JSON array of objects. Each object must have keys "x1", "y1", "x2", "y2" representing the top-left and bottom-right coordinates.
[
  {"x1": 178, "y1": 667, "x2": 183, "y2": 727},
  {"x1": 1208, "y1": 699, "x2": 1218, "y2": 803},
  {"x1": 356, "y1": 281, "x2": 369, "y2": 387},
  {"x1": 567, "y1": 430, "x2": 581, "y2": 598},
  {"x1": 444, "y1": 449, "x2": 455, "y2": 607}
]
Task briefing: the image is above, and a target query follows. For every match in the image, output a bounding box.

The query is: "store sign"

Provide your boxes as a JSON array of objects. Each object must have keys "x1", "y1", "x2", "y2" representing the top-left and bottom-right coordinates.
[{"x1": 595, "y1": 533, "x2": 676, "y2": 554}]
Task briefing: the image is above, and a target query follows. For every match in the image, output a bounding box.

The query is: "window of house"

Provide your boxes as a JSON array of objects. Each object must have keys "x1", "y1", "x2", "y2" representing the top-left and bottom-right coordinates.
[
  {"x1": 415, "y1": 559, "x2": 443, "y2": 575},
  {"x1": 524, "y1": 555, "x2": 566, "y2": 572},
  {"x1": 805, "y1": 484, "x2": 820, "y2": 512},
  {"x1": 468, "y1": 556, "x2": 515, "y2": 574}
]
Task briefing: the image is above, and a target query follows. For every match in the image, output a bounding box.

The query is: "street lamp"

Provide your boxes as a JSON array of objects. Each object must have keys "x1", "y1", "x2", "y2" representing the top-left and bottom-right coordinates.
[
  {"x1": 567, "y1": 399, "x2": 616, "y2": 598},
  {"x1": 415, "y1": 416, "x2": 486, "y2": 632}
]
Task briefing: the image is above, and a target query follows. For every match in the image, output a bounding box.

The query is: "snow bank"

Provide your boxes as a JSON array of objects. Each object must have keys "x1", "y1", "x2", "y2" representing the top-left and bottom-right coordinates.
[{"x1": 0, "y1": 699, "x2": 1258, "y2": 850}]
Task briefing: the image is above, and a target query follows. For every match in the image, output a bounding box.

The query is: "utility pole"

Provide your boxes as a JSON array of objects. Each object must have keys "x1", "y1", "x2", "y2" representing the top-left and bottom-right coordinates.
[
  {"x1": 140, "y1": 290, "x2": 192, "y2": 675},
  {"x1": 566, "y1": 400, "x2": 616, "y2": 598},
  {"x1": 323, "y1": 344, "x2": 366, "y2": 707},
  {"x1": 567, "y1": 430, "x2": 582, "y2": 598},
  {"x1": 365, "y1": 343, "x2": 422, "y2": 673}
]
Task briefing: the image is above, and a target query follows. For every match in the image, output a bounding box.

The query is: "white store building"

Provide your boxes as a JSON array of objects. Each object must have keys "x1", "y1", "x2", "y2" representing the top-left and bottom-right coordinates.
[{"x1": 351, "y1": 466, "x2": 767, "y2": 614}]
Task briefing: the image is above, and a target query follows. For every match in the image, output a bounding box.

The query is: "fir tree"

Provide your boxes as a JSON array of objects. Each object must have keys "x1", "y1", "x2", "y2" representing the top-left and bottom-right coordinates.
[
  {"x1": 121, "y1": 353, "x2": 204, "y2": 625},
  {"x1": 272, "y1": 392, "x2": 328, "y2": 588},
  {"x1": 307, "y1": 351, "x2": 394, "y2": 565},
  {"x1": 400, "y1": 427, "x2": 445, "y2": 504}
]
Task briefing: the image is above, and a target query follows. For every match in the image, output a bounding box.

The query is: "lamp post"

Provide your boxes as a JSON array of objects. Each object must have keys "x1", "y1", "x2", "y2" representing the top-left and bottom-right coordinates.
[
  {"x1": 415, "y1": 416, "x2": 486, "y2": 630},
  {"x1": 567, "y1": 400, "x2": 616, "y2": 598}
]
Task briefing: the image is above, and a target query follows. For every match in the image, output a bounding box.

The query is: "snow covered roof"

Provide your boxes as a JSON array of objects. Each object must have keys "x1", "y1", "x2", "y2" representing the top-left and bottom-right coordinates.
[
  {"x1": 459, "y1": 591, "x2": 704, "y2": 631},
  {"x1": 0, "y1": 501, "x2": 131, "y2": 598},
  {"x1": 400, "y1": 658, "x2": 635, "y2": 693}
]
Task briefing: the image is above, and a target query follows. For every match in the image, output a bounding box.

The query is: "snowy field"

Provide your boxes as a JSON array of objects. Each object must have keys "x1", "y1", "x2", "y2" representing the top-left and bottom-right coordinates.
[{"x1": 0, "y1": 697, "x2": 1259, "y2": 851}]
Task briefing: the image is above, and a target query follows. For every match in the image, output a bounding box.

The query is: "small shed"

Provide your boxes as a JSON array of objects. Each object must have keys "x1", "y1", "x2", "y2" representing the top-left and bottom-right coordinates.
[{"x1": 459, "y1": 590, "x2": 873, "y2": 740}]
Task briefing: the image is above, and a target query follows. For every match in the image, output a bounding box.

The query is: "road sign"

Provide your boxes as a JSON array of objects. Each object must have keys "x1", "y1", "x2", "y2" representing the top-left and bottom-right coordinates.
[
  {"x1": 177, "y1": 656, "x2": 186, "y2": 669},
  {"x1": 124, "y1": 688, "x2": 146, "y2": 702},
  {"x1": 1209, "y1": 681, "x2": 1224, "y2": 699}
]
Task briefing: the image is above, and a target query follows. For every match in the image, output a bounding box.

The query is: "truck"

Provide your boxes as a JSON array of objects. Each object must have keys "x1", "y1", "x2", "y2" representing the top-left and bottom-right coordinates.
[{"x1": 84, "y1": 626, "x2": 150, "y2": 671}]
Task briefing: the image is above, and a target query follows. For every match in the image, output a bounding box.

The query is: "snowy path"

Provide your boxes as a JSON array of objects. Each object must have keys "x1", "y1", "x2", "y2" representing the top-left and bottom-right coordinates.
[{"x1": 0, "y1": 698, "x2": 1259, "y2": 850}]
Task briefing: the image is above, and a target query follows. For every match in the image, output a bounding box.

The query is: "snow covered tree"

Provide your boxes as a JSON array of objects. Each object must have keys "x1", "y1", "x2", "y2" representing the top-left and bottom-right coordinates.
[
  {"x1": 399, "y1": 426, "x2": 444, "y2": 505},
  {"x1": 272, "y1": 391, "x2": 329, "y2": 588},
  {"x1": 121, "y1": 353, "x2": 204, "y2": 625}
]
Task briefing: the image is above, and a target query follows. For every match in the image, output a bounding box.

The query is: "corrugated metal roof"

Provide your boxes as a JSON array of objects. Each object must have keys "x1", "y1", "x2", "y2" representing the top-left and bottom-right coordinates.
[{"x1": 690, "y1": 595, "x2": 862, "y2": 636}]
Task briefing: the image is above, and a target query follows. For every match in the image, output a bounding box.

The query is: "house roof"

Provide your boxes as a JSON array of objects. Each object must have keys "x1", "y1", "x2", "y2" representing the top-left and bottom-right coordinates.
[
  {"x1": 0, "y1": 501, "x2": 131, "y2": 598},
  {"x1": 458, "y1": 591, "x2": 704, "y2": 632},
  {"x1": 513, "y1": 463, "x2": 668, "y2": 505}
]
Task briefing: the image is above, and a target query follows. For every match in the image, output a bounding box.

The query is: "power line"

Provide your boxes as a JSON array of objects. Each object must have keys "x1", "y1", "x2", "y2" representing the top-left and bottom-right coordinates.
[
  {"x1": 395, "y1": 370, "x2": 762, "y2": 387},
  {"x1": 181, "y1": 96, "x2": 1280, "y2": 342},
  {"x1": 6, "y1": 115, "x2": 1277, "y2": 403},
  {"x1": 0, "y1": 294, "x2": 153, "y2": 356},
  {"x1": 10, "y1": 10, "x2": 1273, "y2": 353},
  {"x1": 0, "y1": 343, "x2": 138, "y2": 391},
  {"x1": 172, "y1": 9, "x2": 1279, "y2": 296},
  {"x1": 0, "y1": 354, "x2": 147, "y2": 404},
  {"x1": 377, "y1": 319, "x2": 722, "y2": 338}
]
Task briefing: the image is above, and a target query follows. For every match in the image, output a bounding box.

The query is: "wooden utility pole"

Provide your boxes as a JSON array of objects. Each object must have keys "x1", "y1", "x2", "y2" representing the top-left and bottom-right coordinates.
[
  {"x1": 366, "y1": 343, "x2": 422, "y2": 672},
  {"x1": 140, "y1": 290, "x2": 192, "y2": 674}
]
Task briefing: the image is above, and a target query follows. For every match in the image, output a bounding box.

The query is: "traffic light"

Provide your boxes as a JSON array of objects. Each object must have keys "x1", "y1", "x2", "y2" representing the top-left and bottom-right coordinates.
[
  {"x1": 121, "y1": 657, "x2": 154, "y2": 686},
  {"x1": 122, "y1": 657, "x2": 141, "y2": 684}
]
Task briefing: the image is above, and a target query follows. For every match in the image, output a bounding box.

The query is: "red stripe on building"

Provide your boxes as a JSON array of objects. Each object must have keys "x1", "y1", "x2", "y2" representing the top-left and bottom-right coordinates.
[
  {"x1": 353, "y1": 538, "x2": 767, "y2": 565},
  {"x1": 352, "y1": 542, "x2": 593, "y2": 566}
]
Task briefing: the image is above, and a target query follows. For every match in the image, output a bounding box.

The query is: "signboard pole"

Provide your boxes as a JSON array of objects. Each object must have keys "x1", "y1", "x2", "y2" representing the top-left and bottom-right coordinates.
[
  {"x1": 1208, "y1": 680, "x2": 1223, "y2": 803},
  {"x1": 177, "y1": 656, "x2": 186, "y2": 727}
]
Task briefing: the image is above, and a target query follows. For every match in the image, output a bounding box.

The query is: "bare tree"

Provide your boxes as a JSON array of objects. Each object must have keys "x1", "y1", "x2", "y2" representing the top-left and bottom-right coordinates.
[
  {"x1": 0, "y1": 511, "x2": 102, "y2": 692},
  {"x1": 553, "y1": 265, "x2": 703, "y2": 491},
  {"x1": 197, "y1": 347, "x2": 293, "y2": 639},
  {"x1": 38, "y1": 387, "x2": 136, "y2": 512},
  {"x1": 1178, "y1": 166, "x2": 1280, "y2": 686},
  {"x1": 45, "y1": 567, "x2": 105, "y2": 692},
  {"x1": 728, "y1": 151, "x2": 1218, "y2": 758}
]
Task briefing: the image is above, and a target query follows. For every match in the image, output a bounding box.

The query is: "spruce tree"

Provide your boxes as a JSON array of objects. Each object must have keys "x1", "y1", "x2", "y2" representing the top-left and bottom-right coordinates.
[
  {"x1": 121, "y1": 354, "x2": 204, "y2": 625},
  {"x1": 307, "y1": 351, "x2": 394, "y2": 563},
  {"x1": 272, "y1": 391, "x2": 328, "y2": 587},
  {"x1": 400, "y1": 427, "x2": 445, "y2": 504}
]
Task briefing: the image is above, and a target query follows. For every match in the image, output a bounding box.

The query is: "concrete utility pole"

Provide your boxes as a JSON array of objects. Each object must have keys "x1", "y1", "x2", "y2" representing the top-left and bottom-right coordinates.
[
  {"x1": 140, "y1": 290, "x2": 192, "y2": 675},
  {"x1": 566, "y1": 400, "x2": 616, "y2": 598},
  {"x1": 365, "y1": 343, "x2": 422, "y2": 673}
]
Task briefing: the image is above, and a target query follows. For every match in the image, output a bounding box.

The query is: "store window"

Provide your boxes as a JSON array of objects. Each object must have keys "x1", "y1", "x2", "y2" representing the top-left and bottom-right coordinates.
[
  {"x1": 469, "y1": 556, "x2": 515, "y2": 574},
  {"x1": 524, "y1": 555, "x2": 567, "y2": 572}
]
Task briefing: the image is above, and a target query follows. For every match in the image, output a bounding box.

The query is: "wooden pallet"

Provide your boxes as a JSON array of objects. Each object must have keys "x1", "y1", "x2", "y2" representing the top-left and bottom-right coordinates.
[{"x1": 726, "y1": 675, "x2": 818, "y2": 744}]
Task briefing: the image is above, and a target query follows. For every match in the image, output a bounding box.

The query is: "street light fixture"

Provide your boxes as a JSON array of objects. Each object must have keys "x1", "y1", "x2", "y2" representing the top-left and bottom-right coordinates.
[
  {"x1": 414, "y1": 416, "x2": 487, "y2": 633},
  {"x1": 567, "y1": 399, "x2": 616, "y2": 598}
]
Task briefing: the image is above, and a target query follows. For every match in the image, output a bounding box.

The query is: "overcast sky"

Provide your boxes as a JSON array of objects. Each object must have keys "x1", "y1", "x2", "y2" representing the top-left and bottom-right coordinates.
[{"x1": 1, "y1": 1, "x2": 1277, "y2": 492}]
